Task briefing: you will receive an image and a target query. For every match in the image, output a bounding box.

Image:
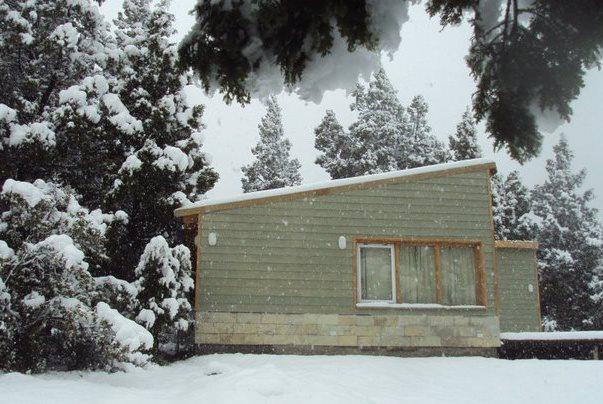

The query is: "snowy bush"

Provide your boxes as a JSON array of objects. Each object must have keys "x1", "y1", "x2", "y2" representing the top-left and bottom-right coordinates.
[
  {"x1": 0, "y1": 234, "x2": 152, "y2": 372},
  {"x1": 134, "y1": 236, "x2": 194, "y2": 354},
  {"x1": 93, "y1": 276, "x2": 139, "y2": 317},
  {"x1": 95, "y1": 302, "x2": 153, "y2": 368},
  {"x1": 0, "y1": 274, "x2": 17, "y2": 370}
]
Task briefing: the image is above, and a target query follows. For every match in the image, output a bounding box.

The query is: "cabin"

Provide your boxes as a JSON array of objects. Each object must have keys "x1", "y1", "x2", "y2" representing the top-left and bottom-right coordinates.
[{"x1": 175, "y1": 159, "x2": 541, "y2": 356}]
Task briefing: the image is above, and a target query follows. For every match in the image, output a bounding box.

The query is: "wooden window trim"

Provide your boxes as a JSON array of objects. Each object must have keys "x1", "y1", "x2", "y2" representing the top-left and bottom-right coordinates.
[
  {"x1": 356, "y1": 243, "x2": 397, "y2": 304},
  {"x1": 353, "y1": 237, "x2": 488, "y2": 308},
  {"x1": 394, "y1": 243, "x2": 402, "y2": 303},
  {"x1": 434, "y1": 245, "x2": 443, "y2": 303}
]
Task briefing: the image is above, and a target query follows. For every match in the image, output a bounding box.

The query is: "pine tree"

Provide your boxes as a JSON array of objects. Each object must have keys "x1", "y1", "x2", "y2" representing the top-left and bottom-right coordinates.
[
  {"x1": 0, "y1": 179, "x2": 152, "y2": 371},
  {"x1": 133, "y1": 236, "x2": 193, "y2": 353},
  {"x1": 449, "y1": 108, "x2": 482, "y2": 161},
  {"x1": 0, "y1": 0, "x2": 110, "y2": 184},
  {"x1": 403, "y1": 95, "x2": 450, "y2": 168},
  {"x1": 4, "y1": 0, "x2": 218, "y2": 283},
  {"x1": 0, "y1": 0, "x2": 200, "y2": 368},
  {"x1": 314, "y1": 110, "x2": 355, "y2": 179},
  {"x1": 492, "y1": 171, "x2": 535, "y2": 241},
  {"x1": 49, "y1": 75, "x2": 142, "y2": 208},
  {"x1": 346, "y1": 70, "x2": 407, "y2": 175},
  {"x1": 241, "y1": 96, "x2": 302, "y2": 192},
  {"x1": 103, "y1": 0, "x2": 218, "y2": 280},
  {"x1": 0, "y1": 234, "x2": 148, "y2": 372},
  {"x1": 0, "y1": 178, "x2": 119, "y2": 274},
  {"x1": 0, "y1": 268, "x2": 16, "y2": 370},
  {"x1": 315, "y1": 69, "x2": 449, "y2": 179},
  {"x1": 590, "y1": 260, "x2": 603, "y2": 328},
  {"x1": 531, "y1": 136, "x2": 603, "y2": 330}
]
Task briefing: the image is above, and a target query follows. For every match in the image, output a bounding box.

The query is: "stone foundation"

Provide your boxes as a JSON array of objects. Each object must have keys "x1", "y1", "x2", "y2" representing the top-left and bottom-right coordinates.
[
  {"x1": 196, "y1": 311, "x2": 500, "y2": 349},
  {"x1": 197, "y1": 344, "x2": 498, "y2": 357}
]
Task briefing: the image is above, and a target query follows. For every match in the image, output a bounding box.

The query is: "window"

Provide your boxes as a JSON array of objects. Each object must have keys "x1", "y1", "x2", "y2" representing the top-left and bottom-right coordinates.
[
  {"x1": 356, "y1": 239, "x2": 486, "y2": 307},
  {"x1": 440, "y1": 246, "x2": 477, "y2": 305},
  {"x1": 357, "y1": 244, "x2": 396, "y2": 303},
  {"x1": 399, "y1": 245, "x2": 437, "y2": 304}
]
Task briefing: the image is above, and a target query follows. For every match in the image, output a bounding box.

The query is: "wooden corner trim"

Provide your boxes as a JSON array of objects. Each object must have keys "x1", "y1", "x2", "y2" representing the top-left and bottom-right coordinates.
[
  {"x1": 352, "y1": 240, "x2": 358, "y2": 307},
  {"x1": 175, "y1": 162, "x2": 496, "y2": 217},
  {"x1": 486, "y1": 170, "x2": 499, "y2": 314},
  {"x1": 194, "y1": 214, "x2": 203, "y2": 314},
  {"x1": 494, "y1": 240, "x2": 539, "y2": 250},
  {"x1": 182, "y1": 214, "x2": 198, "y2": 229}
]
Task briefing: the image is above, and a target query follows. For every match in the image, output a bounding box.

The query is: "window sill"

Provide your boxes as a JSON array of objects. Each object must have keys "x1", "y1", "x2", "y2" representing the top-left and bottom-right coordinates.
[{"x1": 356, "y1": 302, "x2": 487, "y2": 310}]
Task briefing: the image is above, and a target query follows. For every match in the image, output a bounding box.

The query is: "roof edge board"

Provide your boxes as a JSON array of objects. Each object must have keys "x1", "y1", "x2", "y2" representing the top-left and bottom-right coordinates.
[
  {"x1": 175, "y1": 159, "x2": 496, "y2": 218},
  {"x1": 494, "y1": 240, "x2": 539, "y2": 250}
]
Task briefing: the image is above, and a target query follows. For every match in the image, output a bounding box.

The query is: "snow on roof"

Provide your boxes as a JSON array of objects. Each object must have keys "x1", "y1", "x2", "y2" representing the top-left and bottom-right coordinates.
[{"x1": 175, "y1": 158, "x2": 496, "y2": 217}]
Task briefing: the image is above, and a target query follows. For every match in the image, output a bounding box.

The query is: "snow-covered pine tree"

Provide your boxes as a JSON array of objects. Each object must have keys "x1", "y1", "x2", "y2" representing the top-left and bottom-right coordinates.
[
  {"x1": 590, "y1": 259, "x2": 603, "y2": 328},
  {"x1": 2, "y1": 234, "x2": 116, "y2": 372},
  {"x1": 403, "y1": 95, "x2": 450, "y2": 168},
  {"x1": 0, "y1": 231, "x2": 153, "y2": 372},
  {"x1": 449, "y1": 107, "x2": 482, "y2": 161},
  {"x1": 133, "y1": 236, "x2": 194, "y2": 353},
  {"x1": 314, "y1": 110, "x2": 356, "y2": 179},
  {"x1": 241, "y1": 96, "x2": 302, "y2": 192},
  {"x1": 0, "y1": 179, "x2": 154, "y2": 371},
  {"x1": 531, "y1": 136, "x2": 603, "y2": 330},
  {"x1": 344, "y1": 69, "x2": 406, "y2": 176},
  {"x1": 103, "y1": 0, "x2": 218, "y2": 280},
  {"x1": 0, "y1": 0, "x2": 110, "y2": 184},
  {"x1": 492, "y1": 171, "x2": 535, "y2": 241},
  {"x1": 490, "y1": 172, "x2": 503, "y2": 235},
  {"x1": 0, "y1": 178, "x2": 122, "y2": 275},
  {"x1": 49, "y1": 74, "x2": 143, "y2": 208},
  {"x1": 0, "y1": 254, "x2": 16, "y2": 370},
  {"x1": 314, "y1": 69, "x2": 449, "y2": 179}
]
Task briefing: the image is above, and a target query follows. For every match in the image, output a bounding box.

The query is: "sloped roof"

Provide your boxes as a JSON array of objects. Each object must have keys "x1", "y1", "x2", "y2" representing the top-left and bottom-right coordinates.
[{"x1": 175, "y1": 158, "x2": 496, "y2": 217}]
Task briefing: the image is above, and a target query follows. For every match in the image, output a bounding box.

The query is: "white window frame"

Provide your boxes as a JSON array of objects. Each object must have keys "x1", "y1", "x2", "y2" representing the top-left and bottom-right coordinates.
[{"x1": 357, "y1": 243, "x2": 396, "y2": 304}]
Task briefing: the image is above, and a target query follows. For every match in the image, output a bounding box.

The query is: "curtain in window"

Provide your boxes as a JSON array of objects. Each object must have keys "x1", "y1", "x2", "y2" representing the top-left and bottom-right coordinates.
[
  {"x1": 441, "y1": 246, "x2": 476, "y2": 305},
  {"x1": 360, "y1": 247, "x2": 392, "y2": 301},
  {"x1": 399, "y1": 245, "x2": 436, "y2": 303}
]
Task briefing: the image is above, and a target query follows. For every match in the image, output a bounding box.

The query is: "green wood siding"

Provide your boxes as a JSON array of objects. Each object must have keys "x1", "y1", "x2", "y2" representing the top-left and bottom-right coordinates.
[
  {"x1": 197, "y1": 170, "x2": 496, "y2": 316},
  {"x1": 497, "y1": 248, "x2": 541, "y2": 332}
]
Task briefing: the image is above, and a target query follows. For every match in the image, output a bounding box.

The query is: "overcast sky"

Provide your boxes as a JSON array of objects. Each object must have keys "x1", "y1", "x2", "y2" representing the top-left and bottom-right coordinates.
[{"x1": 101, "y1": 1, "x2": 603, "y2": 219}]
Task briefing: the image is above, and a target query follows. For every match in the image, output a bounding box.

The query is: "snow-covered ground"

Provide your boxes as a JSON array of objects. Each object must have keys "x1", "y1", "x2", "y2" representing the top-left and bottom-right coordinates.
[
  {"x1": 501, "y1": 331, "x2": 603, "y2": 340},
  {"x1": 1, "y1": 354, "x2": 601, "y2": 404}
]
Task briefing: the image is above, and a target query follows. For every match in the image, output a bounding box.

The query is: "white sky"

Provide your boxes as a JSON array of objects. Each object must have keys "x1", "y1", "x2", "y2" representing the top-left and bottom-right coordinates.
[{"x1": 101, "y1": 1, "x2": 603, "y2": 219}]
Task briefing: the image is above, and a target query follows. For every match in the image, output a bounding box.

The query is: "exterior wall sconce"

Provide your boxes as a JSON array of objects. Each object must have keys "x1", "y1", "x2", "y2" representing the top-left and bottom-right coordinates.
[{"x1": 338, "y1": 236, "x2": 347, "y2": 250}]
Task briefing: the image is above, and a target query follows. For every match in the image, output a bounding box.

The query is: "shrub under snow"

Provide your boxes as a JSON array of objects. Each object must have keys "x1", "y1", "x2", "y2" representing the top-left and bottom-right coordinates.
[
  {"x1": 95, "y1": 302, "x2": 153, "y2": 367},
  {"x1": 0, "y1": 230, "x2": 151, "y2": 372},
  {"x1": 134, "y1": 236, "x2": 194, "y2": 353}
]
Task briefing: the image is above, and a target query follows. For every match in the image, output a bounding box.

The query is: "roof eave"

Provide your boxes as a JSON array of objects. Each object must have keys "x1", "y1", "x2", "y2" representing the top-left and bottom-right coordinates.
[{"x1": 175, "y1": 161, "x2": 497, "y2": 218}]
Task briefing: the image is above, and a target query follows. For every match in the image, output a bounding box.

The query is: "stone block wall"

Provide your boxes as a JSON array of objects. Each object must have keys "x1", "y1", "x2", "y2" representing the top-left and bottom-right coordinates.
[{"x1": 196, "y1": 312, "x2": 500, "y2": 348}]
